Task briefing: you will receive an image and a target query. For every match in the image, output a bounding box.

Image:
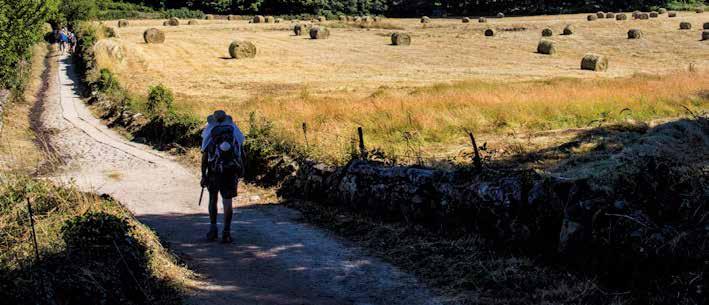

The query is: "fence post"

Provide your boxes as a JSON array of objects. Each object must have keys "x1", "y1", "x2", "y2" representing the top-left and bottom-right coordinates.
[
  {"x1": 26, "y1": 197, "x2": 40, "y2": 263},
  {"x1": 357, "y1": 127, "x2": 366, "y2": 159},
  {"x1": 468, "y1": 131, "x2": 482, "y2": 172},
  {"x1": 302, "y1": 122, "x2": 309, "y2": 148}
]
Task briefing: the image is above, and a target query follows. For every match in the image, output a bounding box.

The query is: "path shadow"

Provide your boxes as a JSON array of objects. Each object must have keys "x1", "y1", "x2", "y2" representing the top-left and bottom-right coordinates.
[{"x1": 137, "y1": 203, "x2": 435, "y2": 305}]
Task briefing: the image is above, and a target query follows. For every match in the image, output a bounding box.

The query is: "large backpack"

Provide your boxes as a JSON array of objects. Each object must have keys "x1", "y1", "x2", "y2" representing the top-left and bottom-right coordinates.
[{"x1": 207, "y1": 124, "x2": 243, "y2": 176}]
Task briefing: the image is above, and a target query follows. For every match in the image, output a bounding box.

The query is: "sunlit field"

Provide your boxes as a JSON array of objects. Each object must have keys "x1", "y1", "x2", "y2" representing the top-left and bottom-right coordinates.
[{"x1": 97, "y1": 12, "x2": 709, "y2": 163}]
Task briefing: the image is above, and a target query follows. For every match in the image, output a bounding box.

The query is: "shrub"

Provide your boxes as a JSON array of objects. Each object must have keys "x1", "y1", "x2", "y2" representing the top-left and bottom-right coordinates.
[
  {"x1": 146, "y1": 84, "x2": 174, "y2": 117},
  {"x1": 61, "y1": 212, "x2": 132, "y2": 258},
  {"x1": 0, "y1": 0, "x2": 56, "y2": 90},
  {"x1": 60, "y1": 0, "x2": 98, "y2": 27},
  {"x1": 96, "y1": 68, "x2": 120, "y2": 92}
]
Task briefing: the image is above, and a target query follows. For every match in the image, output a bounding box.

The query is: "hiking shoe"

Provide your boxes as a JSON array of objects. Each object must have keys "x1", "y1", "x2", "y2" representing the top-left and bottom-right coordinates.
[
  {"x1": 206, "y1": 228, "x2": 218, "y2": 241},
  {"x1": 221, "y1": 231, "x2": 232, "y2": 244}
]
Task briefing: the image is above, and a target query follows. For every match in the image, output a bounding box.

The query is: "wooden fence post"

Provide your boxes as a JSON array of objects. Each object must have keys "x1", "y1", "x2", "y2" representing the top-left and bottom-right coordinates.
[
  {"x1": 468, "y1": 131, "x2": 482, "y2": 171},
  {"x1": 357, "y1": 127, "x2": 366, "y2": 159}
]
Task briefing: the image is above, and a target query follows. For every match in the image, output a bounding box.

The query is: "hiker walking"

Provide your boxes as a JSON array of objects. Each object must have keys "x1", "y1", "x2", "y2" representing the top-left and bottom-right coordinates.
[
  {"x1": 201, "y1": 110, "x2": 246, "y2": 243},
  {"x1": 68, "y1": 31, "x2": 77, "y2": 53},
  {"x1": 58, "y1": 29, "x2": 69, "y2": 54}
]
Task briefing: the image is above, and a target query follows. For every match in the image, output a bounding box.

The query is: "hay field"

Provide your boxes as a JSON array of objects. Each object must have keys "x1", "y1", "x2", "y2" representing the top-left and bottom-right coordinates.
[{"x1": 99, "y1": 12, "x2": 709, "y2": 163}]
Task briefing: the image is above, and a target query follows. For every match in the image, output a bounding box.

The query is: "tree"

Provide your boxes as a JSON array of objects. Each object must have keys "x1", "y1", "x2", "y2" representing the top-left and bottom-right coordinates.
[
  {"x1": 59, "y1": 0, "x2": 98, "y2": 26},
  {"x1": 0, "y1": 0, "x2": 58, "y2": 90}
]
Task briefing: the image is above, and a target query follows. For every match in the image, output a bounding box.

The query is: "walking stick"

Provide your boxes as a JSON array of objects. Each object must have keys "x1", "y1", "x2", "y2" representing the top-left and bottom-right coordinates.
[{"x1": 198, "y1": 187, "x2": 205, "y2": 206}]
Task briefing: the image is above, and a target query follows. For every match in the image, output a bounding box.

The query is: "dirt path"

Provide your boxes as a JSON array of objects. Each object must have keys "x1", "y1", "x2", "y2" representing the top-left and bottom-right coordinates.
[{"x1": 39, "y1": 52, "x2": 445, "y2": 305}]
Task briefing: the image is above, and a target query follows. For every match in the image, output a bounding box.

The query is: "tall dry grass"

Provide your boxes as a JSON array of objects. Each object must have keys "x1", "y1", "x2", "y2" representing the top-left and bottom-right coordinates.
[{"x1": 232, "y1": 71, "x2": 708, "y2": 163}]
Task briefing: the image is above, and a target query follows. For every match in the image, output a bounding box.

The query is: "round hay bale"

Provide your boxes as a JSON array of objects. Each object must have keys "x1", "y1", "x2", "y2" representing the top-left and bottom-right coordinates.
[
  {"x1": 563, "y1": 24, "x2": 574, "y2": 35},
  {"x1": 188, "y1": 20, "x2": 198, "y2": 25},
  {"x1": 704, "y1": 22, "x2": 709, "y2": 29},
  {"x1": 421, "y1": 16, "x2": 430, "y2": 23},
  {"x1": 354, "y1": 16, "x2": 363, "y2": 23},
  {"x1": 339, "y1": 15, "x2": 347, "y2": 22},
  {"x1": 497, "y1": 12, "x2": 505, "y2": 18},
  {"x1": 117, "y1": 19, "x2": 128, "y2": 28},
  {"x1": 162, "y1": 21, "x2": 169, "y2": 26},
  {"x1": 680, "y1": 21, "x2": 692, "y2": 29},
  {"x1": 106, "y1": 27, "x2": 119, "y2": 38},
  {"x1": 462, "y1": 17, "x2": 470, "y2": 23},
  {"x1": 253, "y1": 15, "x2": 265, "y2": 23},
  {"x1": 391, "y1": 32, "x2": 411, "y2": 46},
  {"x1": 703, "y1": 30, "x2": 709, "y2": 41},
  {"x1": 275, "y1": 18, "x2": 282, "y2": 23},
  {"x1": 668, "y1": 11, "x2": 677, "y2": 17},
  {"x1": 205, "y1": 14, "x2": 215, "y2": 20},
  {"x1": 581, "y1": 53, "x2": 608, "y2": 71},
  {"x1": 484, "y1": 28, "x2": 495, "y2": 36},
  {"x1": 537, "y1": 39, "x2": 556, "y2": 55},
  {"x1": 363, "y1": 16, "x2": 373, "y2": 23},
  {"x1": 632, "y1": 11, "x2": 641, "y2": 18},
  {"x1": 265, "y1": 16, "x2": 275, "y2": 23},
  {"x1": 650, "y1": 11, "x2": 659, "y2": 18},
  {"x1": 638, "y1": 13, "x2": 649, "y2": 20},
  {"x1": 658, "y1": 8, "x2": 667, "y2": 14},
  {"x1": 228, "y1": 40, "x2": 256, "y2": 59},
  {"x1": 627, "y1": 29, "x2": 643, "y2": 39},
  {"x1": 696, "y1": 7, "x2": 705, "y2": 13},
  {"x1": 479, "y1": 17, "x2": 487, "y2": 23},
  {"x1": 167, "y1": 17, "x2": 180, "y2": 26},
  {"x1": 542, "y1": 28, "x2": 553, "y2": 36},
  {"x1": 587, "y1": 14, "x2": 598, "y2": 21},
  {"x1": 143, "y1": 28, "x2": 165, "y2": 44},
  {"x1": 317, "y1": 16, "x2": 326, "y2": 22},
  {"x1": 293, "y1": 24, "x2": 304, "y2": 36},
  {"x1": 373, "y1": 16, "x2": 382, "y2": 22},
  {"x1": 606, "y1": 12, "x2": 615, "y2": 18},
  {"x1": 596, "y1": 11, "x2": 605, "y2": 18},
  {"x1": 309, "y1": 26, "x2": 330, "y2": 39},
  {"x1": 616, "y1": 14, "x2": 628, "y2": 20}
]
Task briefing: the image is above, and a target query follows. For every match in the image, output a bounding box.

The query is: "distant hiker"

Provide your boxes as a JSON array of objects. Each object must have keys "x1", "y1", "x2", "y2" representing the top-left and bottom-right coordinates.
[
  {"x1": 58, "y1": 30, "x2": 68, "y2": 54},
  {"x1": 201, "y1": 110, "x2": 246, "y2": 243},
  {"x1": 68, "y1": 32, "x2": 77, "y2": 53}
]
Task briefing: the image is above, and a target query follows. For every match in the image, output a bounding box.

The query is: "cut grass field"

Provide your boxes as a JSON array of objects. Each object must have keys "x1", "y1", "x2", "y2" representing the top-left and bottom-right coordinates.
[{"x1": 100, "y1": 12, "x2": 708, "y2": 163}]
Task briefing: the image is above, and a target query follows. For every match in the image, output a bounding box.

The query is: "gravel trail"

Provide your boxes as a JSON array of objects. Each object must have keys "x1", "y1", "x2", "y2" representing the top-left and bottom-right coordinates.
[{"x1": 40, "y1": 53, "x2": 444, "y2": 305}]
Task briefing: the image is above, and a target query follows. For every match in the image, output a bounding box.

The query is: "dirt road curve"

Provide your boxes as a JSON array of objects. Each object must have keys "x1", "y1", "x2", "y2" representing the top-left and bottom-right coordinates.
[{"x1": 40, "y1": 52, "x2": 444, "y2": 305}]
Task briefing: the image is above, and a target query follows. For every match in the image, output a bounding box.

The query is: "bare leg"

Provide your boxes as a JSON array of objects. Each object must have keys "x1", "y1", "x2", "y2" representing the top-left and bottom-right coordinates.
[
  {"x1": 222, "y1": 197, "x2": 233, "y2": 232},
  {"x1": 208, "y1": 190, "x2": 219, "y2": 226},
  {"x1": 206, "y1": 191, "x2": 219, "y2": 240}
]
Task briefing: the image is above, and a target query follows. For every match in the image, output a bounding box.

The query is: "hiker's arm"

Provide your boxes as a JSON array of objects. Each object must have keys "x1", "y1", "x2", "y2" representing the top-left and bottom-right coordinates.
[{"x1": 201, "y1": 151, "x2": 208, "y2": 178}]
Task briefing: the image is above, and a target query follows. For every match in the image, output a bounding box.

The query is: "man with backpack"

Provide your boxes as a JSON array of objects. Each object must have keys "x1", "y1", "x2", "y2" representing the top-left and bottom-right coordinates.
[{"x1": 201, "y1": 110, "x2": 246, "y2": 243}]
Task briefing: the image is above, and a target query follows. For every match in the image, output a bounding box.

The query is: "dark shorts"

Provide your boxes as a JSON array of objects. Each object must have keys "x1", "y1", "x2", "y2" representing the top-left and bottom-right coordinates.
[{"x1": 207, "y1": 174, "x2": 239, "y2": 198}]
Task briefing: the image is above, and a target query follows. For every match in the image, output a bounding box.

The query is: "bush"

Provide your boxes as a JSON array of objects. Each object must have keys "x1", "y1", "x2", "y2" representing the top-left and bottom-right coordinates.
[
  {"x1": 146, "y1": 84, "x2": 174, "y2": 118},
  {"x1": 61, "y1": 212, "x2": 133, "y2": 258},
  {"x1": 96, "y1": 68, "x2": 120, "y2": 93},
  {"x1": 0, "y1": 0, "x2": 56, "y2": 91},
  {"x1": 59, "y1": 0, "x2": 98, "y2": 27},
  {"x1": 162, "y1": 8, "x2": 205, "y2": 19}
]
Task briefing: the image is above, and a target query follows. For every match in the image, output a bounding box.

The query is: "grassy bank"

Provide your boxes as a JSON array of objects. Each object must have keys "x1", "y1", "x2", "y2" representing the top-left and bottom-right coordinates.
[{"x1": 0, "y1": 38, "x2": 192, "y2": 304}]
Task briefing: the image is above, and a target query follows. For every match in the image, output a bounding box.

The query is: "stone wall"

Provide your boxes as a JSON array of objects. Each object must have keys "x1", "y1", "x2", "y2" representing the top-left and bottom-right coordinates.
[{"x1": 267, "y1": 118, "x2": 708, "y2": 274}]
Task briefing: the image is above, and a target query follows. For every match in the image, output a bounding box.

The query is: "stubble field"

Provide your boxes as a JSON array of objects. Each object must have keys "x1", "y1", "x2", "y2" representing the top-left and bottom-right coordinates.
[{"x1": 99, "y1": 12, "x2": 709, "y2": 163}]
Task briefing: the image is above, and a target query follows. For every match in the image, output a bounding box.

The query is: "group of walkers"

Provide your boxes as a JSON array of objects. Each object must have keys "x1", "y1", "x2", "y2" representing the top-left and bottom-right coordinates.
[{"x1": 54, "y1": 28, "x2": 77, "y2": 55}]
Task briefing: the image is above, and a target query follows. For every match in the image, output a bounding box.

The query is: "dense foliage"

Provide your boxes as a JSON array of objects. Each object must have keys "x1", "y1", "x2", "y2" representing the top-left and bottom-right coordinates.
[
  {"x1": 0, "y1": 0, "x2": 57, "y2": 91},
  {"x1": 109, "y1": 0, "x2": 706, "y2": 16}
]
